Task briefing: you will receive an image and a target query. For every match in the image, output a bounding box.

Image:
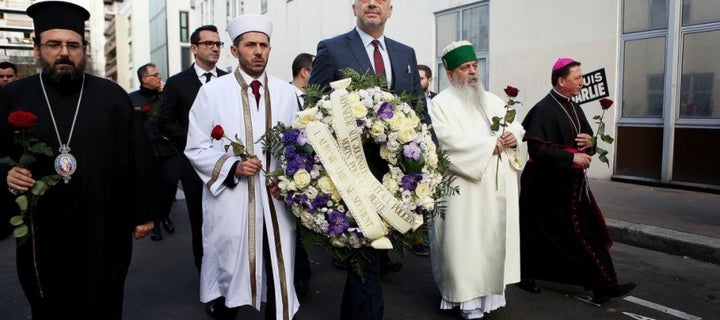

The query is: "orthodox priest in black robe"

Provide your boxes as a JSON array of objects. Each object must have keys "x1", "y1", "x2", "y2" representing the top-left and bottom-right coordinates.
[
  {"x1": 518, "y1": 58, "x2": 635, "y2": 304},
  {"x1": 0, "y1": 1, "x2": 159, "y2": 318}
]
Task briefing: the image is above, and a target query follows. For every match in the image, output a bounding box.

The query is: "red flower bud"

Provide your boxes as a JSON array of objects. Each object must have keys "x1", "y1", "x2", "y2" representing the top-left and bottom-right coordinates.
[
  {"x1": 142, "y1": 105, "x2": 152, "y2": 113},
  {"x1": 504, "y1": 85, "x2": 519, "y2": 98},
  {"x1": 8, "y1": 110, "x2": 38, "y2": 130},
  {"x1": 211, "y1": 125, "x2": 225, "y2": 140},
  {"x1": 599, "y1": 98, "x2": 613, "y2": 110}
]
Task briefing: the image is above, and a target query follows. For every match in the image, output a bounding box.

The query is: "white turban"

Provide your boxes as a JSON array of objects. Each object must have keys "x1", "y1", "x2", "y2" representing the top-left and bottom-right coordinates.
[{"x1": 226, "y1": 14, "x2": 273, "y2": 42}]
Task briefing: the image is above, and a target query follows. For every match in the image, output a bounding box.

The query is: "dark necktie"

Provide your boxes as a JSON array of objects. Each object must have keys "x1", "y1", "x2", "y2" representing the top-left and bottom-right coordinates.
[
  {"x1": 250, "y1": 80, "x2": 262, "y2": 106},
  {"x1": 371, "y1": 40, "x2": 385, "y2": 76},
  {"x1": 204, "y1": 72, "x2": 212, "y2": 83}
]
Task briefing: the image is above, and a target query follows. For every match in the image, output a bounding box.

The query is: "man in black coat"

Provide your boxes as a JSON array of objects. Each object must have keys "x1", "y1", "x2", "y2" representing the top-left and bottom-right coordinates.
[
  {"x1": 156, "y1": 24, "x2": 228, "y2": 316},
  {"x1": 130, "y1": 63, "x2": 177, "y2": 241}
]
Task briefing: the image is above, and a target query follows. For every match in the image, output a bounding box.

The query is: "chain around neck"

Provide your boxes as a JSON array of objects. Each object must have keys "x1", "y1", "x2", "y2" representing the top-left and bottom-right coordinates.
[{"x1": 39, "y1": 73, "x2": 85, "y2": 150}]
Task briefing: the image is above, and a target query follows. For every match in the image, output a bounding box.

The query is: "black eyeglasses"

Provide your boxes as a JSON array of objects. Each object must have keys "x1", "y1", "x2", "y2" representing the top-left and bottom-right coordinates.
[
  {"x1": 195, "y1": 41, "x2": 224, "y2": 48},
  {"x1": 39, "y1": 41, "x2": 85, "y2": 53}
]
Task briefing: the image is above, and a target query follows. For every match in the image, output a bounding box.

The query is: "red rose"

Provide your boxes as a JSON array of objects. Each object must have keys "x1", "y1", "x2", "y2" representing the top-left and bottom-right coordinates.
[
  {"x1": 142, "y1": 105, "x2": 152, "y2": 113},
  {"x1": 504, "y1": 85, "x2": 519, "y2": 98},
  {"x1": 211, "y1": 125, "x2": 225, "y2": 140},
  {"x1": 8, "y1": 110, "x2": 39, "y2": 130},
  {"x1": 599, "y1": 98, "x2": 613, "y2": 110}
]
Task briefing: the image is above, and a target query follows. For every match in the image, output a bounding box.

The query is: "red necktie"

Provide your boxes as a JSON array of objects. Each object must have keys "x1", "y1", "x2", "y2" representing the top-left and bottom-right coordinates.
[
  {"x1": 371, "y1": 40, "x2": 385, "y2": 75},
  {"x1": 250, "y1": 80, "x2": 261, "y2": 106}
]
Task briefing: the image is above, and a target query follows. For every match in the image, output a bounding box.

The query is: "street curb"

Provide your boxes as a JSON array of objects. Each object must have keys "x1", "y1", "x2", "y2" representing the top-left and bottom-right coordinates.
[{"x1": 606, "y1": 218, "x2": 720, "y2": 265}]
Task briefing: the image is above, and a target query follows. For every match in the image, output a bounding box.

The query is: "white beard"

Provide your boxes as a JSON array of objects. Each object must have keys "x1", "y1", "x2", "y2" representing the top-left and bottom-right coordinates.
[{"x1": 454, "y1": 79, "x2": 487, "y2": 114}]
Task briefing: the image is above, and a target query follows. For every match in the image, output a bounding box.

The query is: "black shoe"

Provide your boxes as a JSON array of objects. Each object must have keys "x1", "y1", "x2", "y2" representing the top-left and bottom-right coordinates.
[
  {"x1": 592, "y1": 282, "x2": 636, "y2": 304},
  {"x1": 150, "y1": 226, "x2": 162, "y2": 241},
  {"x1": 382, "y1": 261, "x2": 403, "y2": 274},
  {"x1": 295, "y1": 279, "x2": 310, "y2": 296},
  {"x1": 332, "y1": 259, "x2": 347, "y2": 270},
  {"x1": 205, "y1": 297, "x2": 224, "y2": 318},
  {"x1": 162, "y1": 217, "x2": 175, "y2": 233},
  {"x1": 410, "y1": 244, "x2": 430, "y2": 257},
  {"x1": 516, "y1": 279, "x2": 542, "y2": 294}
]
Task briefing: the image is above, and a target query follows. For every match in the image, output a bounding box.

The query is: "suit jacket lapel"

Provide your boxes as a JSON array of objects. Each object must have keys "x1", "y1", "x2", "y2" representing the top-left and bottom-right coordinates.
[
  {"x1": 385, "y1": 38, "x2": 404, "y2": 91},
  {"x1": 346, "y1": 30, "x2": 373, "y2": 75}
]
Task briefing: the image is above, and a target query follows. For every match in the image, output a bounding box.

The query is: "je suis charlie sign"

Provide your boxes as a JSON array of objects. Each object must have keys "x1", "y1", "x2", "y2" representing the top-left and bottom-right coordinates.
[{"x1": 572, "y1": 68, "x2": 609, "y2": 105}]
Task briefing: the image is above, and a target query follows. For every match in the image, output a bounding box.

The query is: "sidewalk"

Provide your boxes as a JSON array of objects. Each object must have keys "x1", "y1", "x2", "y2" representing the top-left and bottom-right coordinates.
[{"x1": 588, "y1": 178, "x2": 720, "y2": 264}]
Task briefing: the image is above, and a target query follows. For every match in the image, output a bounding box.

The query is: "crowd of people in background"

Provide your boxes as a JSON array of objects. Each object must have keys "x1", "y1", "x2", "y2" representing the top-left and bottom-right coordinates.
[{"x1": 0, "y1": 0, "x2": 638, "y2": 319}]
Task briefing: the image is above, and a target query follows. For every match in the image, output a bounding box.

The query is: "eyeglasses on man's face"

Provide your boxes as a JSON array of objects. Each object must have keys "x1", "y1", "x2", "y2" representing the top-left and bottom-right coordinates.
[
  {"x1": 143, "y1": 73, "x2": 161, "y2": 78},
  {"x1": 39, "y1": 40, "x2": 85, "y2": 53},
  {"x1": 195, "y1": 41, "x2": 224, "y2": 48}
]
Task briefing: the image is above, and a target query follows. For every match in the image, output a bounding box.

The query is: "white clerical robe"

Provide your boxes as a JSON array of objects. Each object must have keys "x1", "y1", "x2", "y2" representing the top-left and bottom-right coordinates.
[
  {"x1": 185, "y1": 69, "x2": 299, "y2": 320},
  {"x1": 428, "y1": 86, "x2": 526, "y2": 313}
]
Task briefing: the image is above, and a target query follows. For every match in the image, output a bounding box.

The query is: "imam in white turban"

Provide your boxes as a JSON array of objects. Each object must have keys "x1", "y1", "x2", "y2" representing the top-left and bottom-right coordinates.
[{"x1": 226, "y1": 13, "x2": 273, "y2": 42}]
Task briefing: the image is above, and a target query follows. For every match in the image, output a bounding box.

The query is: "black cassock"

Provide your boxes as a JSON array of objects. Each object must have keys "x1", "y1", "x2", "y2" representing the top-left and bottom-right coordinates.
[
  {"x1": 0, "y1": 73, "x2": 159, "y2": 319},
  {"x1": 519, "y1": 90, "x2": 618, "y2": 290}
]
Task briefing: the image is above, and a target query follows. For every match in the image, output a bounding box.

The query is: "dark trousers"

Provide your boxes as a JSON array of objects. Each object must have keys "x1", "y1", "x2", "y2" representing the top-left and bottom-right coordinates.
[
  {"x1": 214, "y1": 222, "x2": 277, "y2": 320},
  {"x1": 294, "y1": 225, "x2": 312, "y2": 283},
  {"x1": 157, "y1": 154, "x2": 179, "y2": 221},
  {"x1": 181, "y1": 178, "x2": 204, "y2": 271},
  {"x1": 340, "y1": 250, "x2": 383, "y2": 320}
]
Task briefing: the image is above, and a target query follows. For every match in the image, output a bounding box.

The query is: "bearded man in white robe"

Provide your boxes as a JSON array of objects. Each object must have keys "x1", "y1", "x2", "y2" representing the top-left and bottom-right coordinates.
[
  {"x1": 428, "y1": 40, "x2": 526, "y2": 319},
  {"x1": 185, "y1": 14, "x2": 299, "y2": 320}
]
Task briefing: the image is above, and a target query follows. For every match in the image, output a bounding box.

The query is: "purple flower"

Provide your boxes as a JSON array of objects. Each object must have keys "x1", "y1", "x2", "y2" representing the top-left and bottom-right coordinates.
[
  {"x1": 284, "y1": 145, "x2": 297, "y2": 159},
  {"x1": 292, "y1": 194, "x2": 311, "y2": 211},
  {"x1": 401, "y1": 173, "x2": 423, "y2": 191},
  {"x1": 285, "y1": 160, "x2": 301, "y2": 176},
  {"x1": 297, "y1": 128, "x2": 308, "y2": 146},
  {"x1": 376, "y1": 102, "x2": 394, "y2": 119},
  {"x1": 356, "y1": 119, "x2": 364, "y2": 127},
  {"x1": 402, "y1": 142, "x2": 421, "y2": 161},
  {"x1": 283, "y1": 129, "x2": 300, "y2": 146},
  {"x1": 295, "y1": 153, "x2": 315, "y2": 171},
  {"x1": 310, "y1": 194, "x2": 330, "y2": 213},
  {"x1": 327, "y1": 210, "x2": 350, "y2": 236}
]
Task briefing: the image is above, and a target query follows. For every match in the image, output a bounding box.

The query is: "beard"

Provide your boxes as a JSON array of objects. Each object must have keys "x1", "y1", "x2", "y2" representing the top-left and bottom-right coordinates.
[
  {"x1": 454, "y1": 76, "x2": 487, "y2": 113},
  {"x1": 38, "y1": 53, "x2": 86, "y2": 84}
]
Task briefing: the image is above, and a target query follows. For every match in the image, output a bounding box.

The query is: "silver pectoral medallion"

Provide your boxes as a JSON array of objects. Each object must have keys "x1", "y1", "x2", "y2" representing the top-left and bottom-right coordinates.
[{"x1": 54, "y1": 145, "x2": 77, "y2": 184}]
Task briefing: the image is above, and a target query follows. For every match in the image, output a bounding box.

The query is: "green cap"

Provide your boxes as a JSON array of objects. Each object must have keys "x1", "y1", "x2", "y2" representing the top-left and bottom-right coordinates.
[{"x1": 441, "y1": 40, "x2": 477, "y2": 71}]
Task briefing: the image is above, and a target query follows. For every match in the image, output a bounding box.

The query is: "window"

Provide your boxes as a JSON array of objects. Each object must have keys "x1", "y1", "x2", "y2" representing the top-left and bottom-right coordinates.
[
  {"x1": 623, "y1": 0, "x2": 668, "y2": 33},
  {"x1": 682, "y1": 0, "x2": 720, "y2": 26},
  {"x1": 261, "y1": 0, "x2": 267, "y2": 14},
  {"x1": 435, "y1": 2, "x2": 489, "y2": 91},
  {"x1": 179, "y1": 11, "x2": 189, "y2": 43},
  {"x1": 621, "y1": 37, "x2": 666, "y2": 118}
]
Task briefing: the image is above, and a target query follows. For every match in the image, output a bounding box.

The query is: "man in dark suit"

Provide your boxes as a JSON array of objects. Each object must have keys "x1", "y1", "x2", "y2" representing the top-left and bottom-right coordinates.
[
  {"x1": 156, "y1": 25, "x2": 228, "y2": 317},
  {"x1": 308, "y1": 1, "x2": 434, "y2": 319}
]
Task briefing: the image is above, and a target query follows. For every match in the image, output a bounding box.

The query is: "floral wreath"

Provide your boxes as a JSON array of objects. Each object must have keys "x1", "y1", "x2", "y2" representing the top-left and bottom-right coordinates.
[{"x1": 266, "y1": 70, "x2": 455, "y2": 273}]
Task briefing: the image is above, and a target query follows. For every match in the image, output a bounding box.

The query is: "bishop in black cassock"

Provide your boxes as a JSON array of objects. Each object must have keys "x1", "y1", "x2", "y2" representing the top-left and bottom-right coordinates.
[{"x1": 0, "y1": 1, "x2": 159, "y2": 318}]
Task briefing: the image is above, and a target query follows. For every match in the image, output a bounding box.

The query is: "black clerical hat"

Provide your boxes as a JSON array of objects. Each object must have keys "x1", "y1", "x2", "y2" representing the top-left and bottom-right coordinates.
[{"x1": 27, "y1": 0, "x2": 90, "y2": 38}]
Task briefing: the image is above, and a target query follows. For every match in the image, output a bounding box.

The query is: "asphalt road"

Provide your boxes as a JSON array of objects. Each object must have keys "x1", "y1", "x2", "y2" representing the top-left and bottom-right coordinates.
[{"x1": 0, "y1": 199, "x2": 718, "y2": 320}]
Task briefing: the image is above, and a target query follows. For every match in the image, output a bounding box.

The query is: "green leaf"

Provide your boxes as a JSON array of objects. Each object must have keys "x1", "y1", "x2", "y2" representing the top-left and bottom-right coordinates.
[
  {"x1": 31, "y1": 180, "x2": 49, "y2": 196},
  {"x1": 0, "y1": 156, "x2": 18, "y2": 166},
  {"x1": 29, "y1": 141, "x2": 54, "y2": 156},
  {"x1": 15, "y1": 195, "x2": 28, "y2": 212},
  {"x1": 601, "y1": 134, "x2": 614, "y2": 144},
  {"x1": 41, "y1": 174, "x2": 62, "y2": 187},
  {"x1": 504, "y1": 109, "x2": 517, "y2": 123},
  {"x1": 9, "y1": 215, "x2": 24, "y2": 226},
  {"x1": 19, "y1": 153, "x2": 36, "y2": 167},
  {"x1": 490, "y1": 117, "x2": 501, "y2": 132},
  {"x1": 599, "y1": 153, "x2": 609, "y2": 166},
  {"x1": 13, "y1": 224, "x2": 28, "y2": 238},
  {"x1": 593, "y1": 115, "x2": 601, "y2": 120},
  {"x1": 597, "y1": 122, "x2": 605, "y2": 136}
]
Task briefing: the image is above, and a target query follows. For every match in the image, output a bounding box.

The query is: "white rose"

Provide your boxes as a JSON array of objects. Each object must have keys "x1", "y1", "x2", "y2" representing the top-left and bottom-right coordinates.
[
  {"x1": 293, "y1": 169, "x2": 311, "y2": 188},
  {"x1": 379, "y1": 145, "x2": 392, "y2": 161},
  {"x1": 397, "y1": 128, "x2": 417, "y2": 143},
  {"x1": 426, "y1": 151, "x2": 438, "y2": 167},
  {"x1": 305, "y1": 186, "x2": 318, "y2": 199},
  {"x1": 317, "y1": 176, "x2": 336, "y2": 194},
  {"x1": 352, "y1": 103, "x2": 368, "y2": 119},
  {"x1": 407, "y1": 113, "x2": 421, "y2": 128},
  {"x1": 388, "y1": 112, "x2": 407, "y2": 131},
  {"x1": 421, "y1": 197, "x2": 435, "y2": 210},
  {"x1": 292, "y1": 107, "x2": 319, "y2": 128},
  {"x1": 370, "y1": 121, "x2": 385, "y2": 138},
  {"x1": 415, "y1": 182, "x2": 432, "y2": 198},
  {"x1": 382, "y1": 174, "x2": 399, "y2": 194}
]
